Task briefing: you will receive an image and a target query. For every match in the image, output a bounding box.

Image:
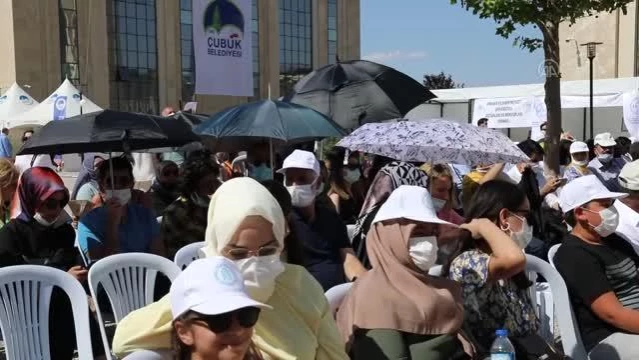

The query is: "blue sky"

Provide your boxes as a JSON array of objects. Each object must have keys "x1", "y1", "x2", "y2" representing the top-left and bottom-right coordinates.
[{"x1": 361, "y1": 0, "x2": 545, "y2": 87}]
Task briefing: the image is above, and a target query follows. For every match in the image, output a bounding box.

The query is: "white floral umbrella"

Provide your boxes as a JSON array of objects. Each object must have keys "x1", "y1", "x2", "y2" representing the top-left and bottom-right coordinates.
[{"x1": 336, "y1": 119, "x2": 529, "y2": 166}]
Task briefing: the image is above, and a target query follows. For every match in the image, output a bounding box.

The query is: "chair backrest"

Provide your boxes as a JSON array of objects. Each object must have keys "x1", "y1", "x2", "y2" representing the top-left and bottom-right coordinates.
[
  {"x1": 525, "y1": 254, "x2": 587, "y2": 359},
  {"x1": 88, "y1": 253, "x2": 181, "y2": 357},
  {"x1": 346, "y1": 225, "x2": 356, "y2": 244},
  {"x1": 547, "y1": 243, "x2": 561, "y2": 269},
  {"x1": 325, "y1": 282, "x2": 353, "y2": 315},
  {"x1": 174, "y1": 242, "x2": 206, "y2": 270},
  {"x1": 428, "y1": 265, "x2": 442, "y2": 276},
  {"x1": 0, "y1": 265, "x2": 94, "y2": 360}
]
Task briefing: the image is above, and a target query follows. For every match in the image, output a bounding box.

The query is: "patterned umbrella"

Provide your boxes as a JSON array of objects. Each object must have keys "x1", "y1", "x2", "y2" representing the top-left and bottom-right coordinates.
[{"x1": 336, "y1": 119, "x2": 529, "y2": 166}]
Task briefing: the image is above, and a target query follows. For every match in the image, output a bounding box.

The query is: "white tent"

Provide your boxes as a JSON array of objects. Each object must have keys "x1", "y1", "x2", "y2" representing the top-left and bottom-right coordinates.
[
  {"x1": 407, "y1": 77, "x2": 639, "y2": 141},
  {"x1": 0, "y1": 83, "x2": 38, "y2": 124},
  {"x1": 6, "y1": 79, "x2": 102, "y2": 129}
]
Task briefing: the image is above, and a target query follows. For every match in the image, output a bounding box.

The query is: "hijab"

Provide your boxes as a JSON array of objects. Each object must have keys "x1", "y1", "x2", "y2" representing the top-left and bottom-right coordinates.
[
  {"x1": 337, "y1": 186, "x2": 463, "y2": 346},
  {"x1": 151, "y1": 161, "x2": 179, "y2": 205},
  {"x1": 352, "y1": 161, "x2": 429, "y2": 268},
  {"x1": 71, "y1": 153, "x2": 104, "y2": 199},
  {"x1": 11, "y1": 167, "x2": 70, "y2": 223}
]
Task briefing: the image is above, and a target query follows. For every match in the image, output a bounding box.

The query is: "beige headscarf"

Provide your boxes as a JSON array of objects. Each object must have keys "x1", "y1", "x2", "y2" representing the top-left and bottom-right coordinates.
[
  {"x1": 336, "y1": 187, "x2": 464, "y2": 347},
  {"x1": 203, "y1": 177, "x2": 286, "y2": 257}
]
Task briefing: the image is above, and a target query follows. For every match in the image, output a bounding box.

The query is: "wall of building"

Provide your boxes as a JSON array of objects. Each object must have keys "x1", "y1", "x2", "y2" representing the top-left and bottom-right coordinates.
[
  {"x1": 157, "y1": 0, "x2": 181, "y2": 111},
  {"x1": 559, "y1": 3, "x2": 637, "y2": 81},
  {"x1": 0, "y1": 1, "x2": 16, "y2": 92},
  {"x1": 78, "y1": 0, "x2": 110, "y2": 108}
]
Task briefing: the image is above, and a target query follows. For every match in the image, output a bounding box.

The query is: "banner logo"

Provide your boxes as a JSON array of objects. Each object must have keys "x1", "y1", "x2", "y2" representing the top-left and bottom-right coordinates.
[
  {"x1": 18, "y1": 95, "x2": 33, "y2": 105},
  {"x1": 203, "y1": 0, "x2": 245, "y2": 58}
]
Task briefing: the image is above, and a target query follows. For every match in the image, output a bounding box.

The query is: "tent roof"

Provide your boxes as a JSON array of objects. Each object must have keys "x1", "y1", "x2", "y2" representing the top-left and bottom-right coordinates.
[
  {"x1": 430, "y1": 76, "x2": 639, "y2": 103},
  {"x1": 6, "y1": 79, "x2": 102, "y2": 128},
  {"x1": 0, "y1": 83, "x2": 38, "y2": 119}
]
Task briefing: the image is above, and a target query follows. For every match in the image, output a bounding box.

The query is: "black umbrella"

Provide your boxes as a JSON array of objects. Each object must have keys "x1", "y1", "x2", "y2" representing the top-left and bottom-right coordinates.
[
  {"x1": 170, "y1": 111, "x2": 208, "y2": 128},
  {"x1": 286, "y1": 59, "x2": 436, "y2": 129},
  {"x1": 18, "y1": 110, "x2": 200, "y2": 155}
]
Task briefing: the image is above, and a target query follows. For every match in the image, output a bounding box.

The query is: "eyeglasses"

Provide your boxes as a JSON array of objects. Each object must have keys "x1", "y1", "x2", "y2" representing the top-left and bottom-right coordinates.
[
  {"x1": 42, "y1": 198, "x2": 64, "y2": 210},
  {"x1": 194, "y1": 307, "x2": 260, "y2": 333},
  {"x1": 224, "y1": 245, "x2": 279, "y2": 260},
  {"x1": 162, "y1": 169, "x2": 179, "y2": 177}
]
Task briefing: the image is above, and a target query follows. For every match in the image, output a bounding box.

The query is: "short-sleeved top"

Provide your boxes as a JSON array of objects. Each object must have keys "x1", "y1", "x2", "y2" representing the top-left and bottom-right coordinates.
[
  {"x1": 588, "y1": 158, "x2": 625, "y2": 191},
  {"x1": 78, "y1": 202, "x2": 160, "y2": 262},
  {"x1": 448, "y1": 249, "x2": 539, "y2": 348},
  {"x1": 555, "y1": 234, "x2": 639, "y2": 351},
  {"x1": 76, "y1": 182, "x2": 100, "y2": 202},
  {"x1": 289, "y1": 203, "x2": 350, "y2": 291}
]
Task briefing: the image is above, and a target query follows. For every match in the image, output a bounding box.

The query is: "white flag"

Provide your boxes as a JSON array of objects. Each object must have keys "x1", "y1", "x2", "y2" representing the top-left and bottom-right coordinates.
[
  {"x1": 623, "y1": 91, "x2": 639, "y2": 138},
  {"x1": 193, "y1": 0, "x2": 253, "y2": 96}
]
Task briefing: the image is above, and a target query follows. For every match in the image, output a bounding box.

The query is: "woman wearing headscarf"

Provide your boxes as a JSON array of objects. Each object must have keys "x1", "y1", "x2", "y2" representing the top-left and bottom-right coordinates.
[
  {"x1": 337, "y1": 185, "x2": 466, "y2": 359},
  {"x1": 72, "y1": 153, "x2": 105, "y2": 201},
  {"x1": 112, "y1": 177, "x2": 348, "y2": 360},
  {"x1": 0, "y1": 159, "x2": 18, "y2": 228},
  {"x1": 352, "y1": 161, "x2": 429, "y2": 268},
  {"x1": 149, "y1": 160, "x2": 180, "y2": 215},
  {"x1": 0, "y1": 166, "x2": 104, "y2": 359}
]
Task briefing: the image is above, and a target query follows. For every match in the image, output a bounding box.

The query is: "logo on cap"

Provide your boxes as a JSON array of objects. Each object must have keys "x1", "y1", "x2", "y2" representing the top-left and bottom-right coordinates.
[{"x1": 215, "y1": 263, "x2": 238, "y2": 285}]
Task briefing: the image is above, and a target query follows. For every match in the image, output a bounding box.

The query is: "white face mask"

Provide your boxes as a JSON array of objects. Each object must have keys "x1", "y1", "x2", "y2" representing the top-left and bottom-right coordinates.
[
  {"x1": 597, "y1": 153, "x2": 613, "y2": 164},
  {"x1": 344, "y1": 169, "x2": 361, "y2": 184},
  {"x1": 234, "y1": 254, "x2": 285, "y2": 302},
  {"x1": 34, "y1": 213, "x2": 58, "y2": 227},
  {"x1": 431, "y1": 198, "x2": 447, "y2": 212},
  {"x1": 286, "y1": 183, "x2": 316, "y2": 208},
  {"x1": 408, "y1": 236, "x2": 438, "y2": 272},
  {"x1": 105, "y1": 189, "x2": 132, "y2": 205},
  {"x1": 572, "y1": 158, "x2": 588, "y2": 167},
  {"x1": 510, "y1": 214, "x2": 533, "y2": 249},
  {"x1": 583, "y1": 206, "x2": 619, "y2": 237}
]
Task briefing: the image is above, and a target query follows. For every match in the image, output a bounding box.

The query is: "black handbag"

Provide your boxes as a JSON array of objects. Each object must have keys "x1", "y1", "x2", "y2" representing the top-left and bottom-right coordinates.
[{"x1": 510, "y1": 334, "x2": 568, "y2": 360}]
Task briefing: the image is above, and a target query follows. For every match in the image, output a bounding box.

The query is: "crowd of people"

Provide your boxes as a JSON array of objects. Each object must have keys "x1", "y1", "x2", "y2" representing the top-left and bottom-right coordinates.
[{"x1": 1, "y1": 114, "x2": 639, "y2": 359}]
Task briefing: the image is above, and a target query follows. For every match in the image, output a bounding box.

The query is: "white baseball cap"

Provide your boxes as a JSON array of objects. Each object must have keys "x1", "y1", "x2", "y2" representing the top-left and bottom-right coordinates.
[
  {"x1": 619, "y1": 160, "x2": 639, "y2": 191},
  {"x1": 558, "y1": 175, "x2": 627, "y2": 213},
  {"x1": 277, "y1": 149, "x2": 320, "y2": 176},
  {"x1": 569, "y1": 141, "x2": 589, "y2": 154},
  {"x1": 594, "y1": 132, "x2": 617, "y2": 147},
  {"x1": 373, "y1": 185, "x2": 456, "y2": 226},
  {"x1": 170, "y1": 257, "x2": 271, "y2": 320}
]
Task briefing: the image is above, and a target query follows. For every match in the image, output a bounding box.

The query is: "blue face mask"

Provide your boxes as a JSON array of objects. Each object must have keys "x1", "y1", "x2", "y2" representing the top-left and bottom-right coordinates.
[{"x1": 250, "y1": 164, "x2": 273, "y2": 181}]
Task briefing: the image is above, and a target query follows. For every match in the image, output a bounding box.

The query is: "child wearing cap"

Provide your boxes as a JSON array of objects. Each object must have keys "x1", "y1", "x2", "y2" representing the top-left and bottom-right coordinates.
[
  {"x1": 170, "y1": 257, "x2": 270, "y2": 360},
  {"x1": 555, "y1": 175, "x2": 639, "y2": 359}
]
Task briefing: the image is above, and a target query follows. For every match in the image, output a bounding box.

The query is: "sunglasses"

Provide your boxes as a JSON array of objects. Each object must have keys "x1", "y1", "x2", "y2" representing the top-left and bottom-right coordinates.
[
  {"x1": 194, "y1": 307, "x2": 260, "y2": 333},
  {"x1": 42, "y1": 198, "x2": 64, "y2": 210},
  {"x1": 224, "y1": 245, "x2": 279, "y2": 260}
]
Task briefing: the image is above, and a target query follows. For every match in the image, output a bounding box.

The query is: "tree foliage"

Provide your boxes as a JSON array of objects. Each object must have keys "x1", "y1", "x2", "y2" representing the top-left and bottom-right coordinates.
[
  {"x1": 450, "y1": 0, "x2": 632, "y2": 52},
  {"x1": 423, "y1": 72, "x2": 464, "y2": 90}
]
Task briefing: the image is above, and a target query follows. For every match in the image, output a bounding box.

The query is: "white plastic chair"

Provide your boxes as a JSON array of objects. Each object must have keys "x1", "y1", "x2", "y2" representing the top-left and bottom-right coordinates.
[
  {"x1": 547, "y1": 243, "x2": 561, "y2": 269},
  {"x1": 174, "y1": 241, "x2": 206, "y2": 269},
  {"x1": 525, "y1": 254, "x2": 588, "y2": 359},
  {"x1": 156, "y1": 216, "x2": 162, "y2": 225},
  {"x1": 88, "y1": 253, "x2": 182, "y2": 358},
  {"x1": 325, "y1": 282, "x2": 353, "y2": 315},
  {"x1": 122, "y1": 349, "x2": 172, "y2": 359},
  {"x1": 0, "y1": 265, "x2": 94, "y2": 360}
]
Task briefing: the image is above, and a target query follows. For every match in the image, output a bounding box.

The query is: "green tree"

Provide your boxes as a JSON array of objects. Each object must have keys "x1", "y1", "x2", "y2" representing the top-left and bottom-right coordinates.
[
  {"x1": 450, "y1": 0, "x2": 632, "y2": 174},
  {"x1": 423, "y1": 71, "x2": 465, "y2": 90}
]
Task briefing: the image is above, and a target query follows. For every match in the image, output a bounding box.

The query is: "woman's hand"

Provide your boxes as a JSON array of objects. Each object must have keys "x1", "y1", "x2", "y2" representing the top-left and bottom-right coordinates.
[
  {"x1": 541, "y1": 177, "x2": 562, "y2": 197},
  {"x1": 68, "y1": 265, "x2": 88, "y2": 282},
  {"x1": 459, "y1": 218, "x2": 493, "y2": 239}
]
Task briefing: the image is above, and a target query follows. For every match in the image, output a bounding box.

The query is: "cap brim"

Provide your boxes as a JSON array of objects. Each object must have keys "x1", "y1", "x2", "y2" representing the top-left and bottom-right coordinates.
[
  {"x1": 276, "y1": 166, "x2": 318, "y2": 175},
  {"x1": 373, "y1": 214, "x2": 457, "y2": 228},
  {"x1": 562, "y1": 191, "x2": 628, "y2": 212},
  {"x1": 189, "y1": 294, "x2": 272, "y2": 317},
  {"x1": 596, "y1": 140, "x2": 617, "y2": 147}
]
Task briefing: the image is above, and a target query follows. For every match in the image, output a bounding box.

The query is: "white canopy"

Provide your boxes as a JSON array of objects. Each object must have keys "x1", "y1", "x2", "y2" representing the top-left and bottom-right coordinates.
[
  {"x1": 6, "y1": 79, "x2": 102, "y2": 128},
  {"x1": 0, "y1": 84, "x2": 39, "y2": 124}
]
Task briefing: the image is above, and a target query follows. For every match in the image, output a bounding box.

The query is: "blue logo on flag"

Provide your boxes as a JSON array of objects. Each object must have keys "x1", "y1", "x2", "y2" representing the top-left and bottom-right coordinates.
[{"x1": 53, "y1": 96, "x2": 67, "y2": 120}]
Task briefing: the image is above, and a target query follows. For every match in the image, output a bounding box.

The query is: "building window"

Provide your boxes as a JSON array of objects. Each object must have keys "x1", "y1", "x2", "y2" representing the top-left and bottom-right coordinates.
[
  {"x1": 279, "y1": 0, "x2": 312, "y2": 97},
  {"x1": 59, "y1": 0, "x2": 81, "y2": 86},
  {"x1": 327, "y1": 0, "x2": 337, "y2": 64},
  {"x1": 180, "y1": 0, "x2": 260, "y2": 103},
  {"x1": 107, "y1": 0, "x2": 159, "y2": 114}
]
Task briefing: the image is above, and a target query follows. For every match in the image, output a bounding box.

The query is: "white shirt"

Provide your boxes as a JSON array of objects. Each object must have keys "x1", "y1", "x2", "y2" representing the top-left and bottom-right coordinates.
[
  {"x1": 13, "y1": 154, "x2": 56, "y2": 175},
  {"x1": 614, "y1": 200, "x2": 639, "y2": 256},
  {"x1": 505, "y1": 165, "x2": 561, "y2": 210}
]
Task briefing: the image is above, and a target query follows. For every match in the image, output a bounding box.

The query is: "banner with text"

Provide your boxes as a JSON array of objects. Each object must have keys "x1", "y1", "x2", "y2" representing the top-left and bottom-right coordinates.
[
  {"x1": 472, "y1": 97, "x2": 537, "y2": 128},
  {"x1": 623, "y1": 92, "x2": 639, "y2": 138},
  {"x1": 193, "y1": 0, "x2": 253, "y2": 96}
]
